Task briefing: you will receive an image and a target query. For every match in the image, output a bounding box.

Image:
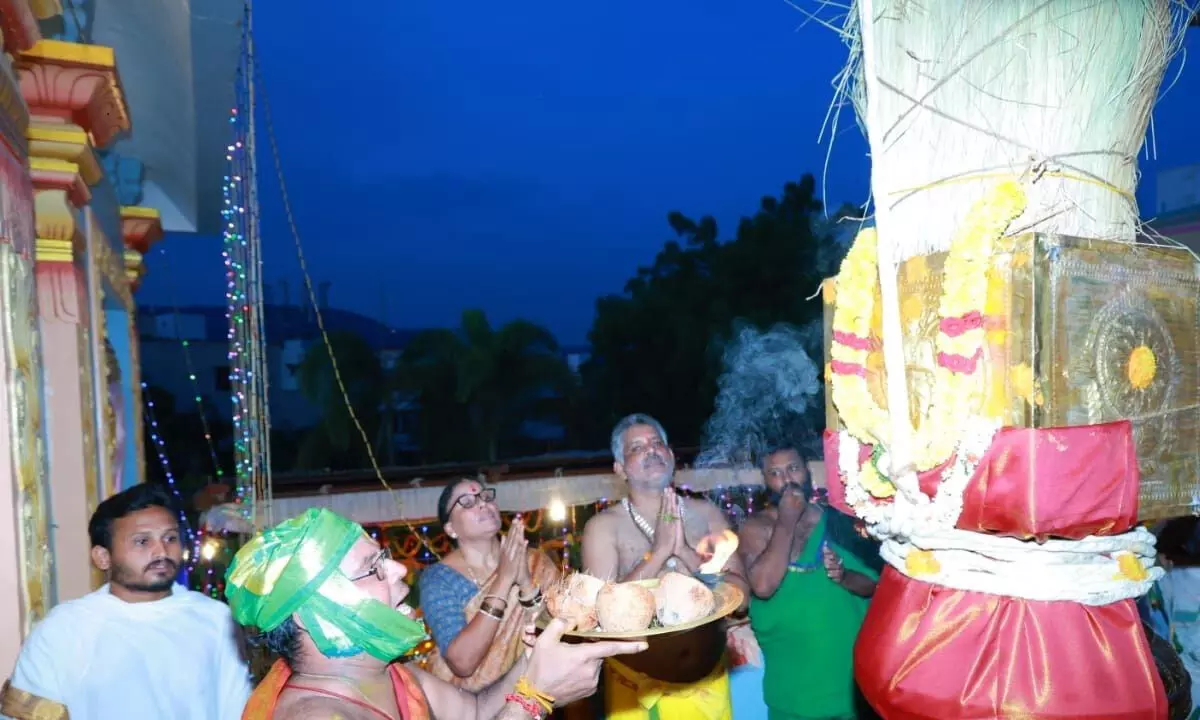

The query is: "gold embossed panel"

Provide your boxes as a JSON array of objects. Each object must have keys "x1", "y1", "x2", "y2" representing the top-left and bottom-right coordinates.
[{"x1": 823, "y1": 234, "x2": 1200, "y2": 521}]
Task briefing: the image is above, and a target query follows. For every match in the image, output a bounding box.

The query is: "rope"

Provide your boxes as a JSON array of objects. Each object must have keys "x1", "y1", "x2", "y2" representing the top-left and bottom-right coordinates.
[
  {"x1": 253, "y1": 60, "x2": 441, "y2": 560},
  {"x1": 244, "y1": 0, "x2": 274, "y2": 528},
  {"x1": 887, "y1": 168, "x2": 1136, "y2": 205}
]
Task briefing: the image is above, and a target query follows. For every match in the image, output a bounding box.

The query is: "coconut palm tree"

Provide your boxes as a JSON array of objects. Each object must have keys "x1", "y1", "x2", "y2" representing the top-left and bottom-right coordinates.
[
  {"x1": 294, "y1": 331, "x2": 386, "y2": 470},
  {"x1": 393, "y1": 309, "x2": 573, "y2": 462}
]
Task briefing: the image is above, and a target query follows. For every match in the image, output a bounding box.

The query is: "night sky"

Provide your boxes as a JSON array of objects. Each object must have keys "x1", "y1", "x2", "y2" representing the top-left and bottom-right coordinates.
[{"x1": 139, "y1": 2, "x2": 1200, "y2": 346}]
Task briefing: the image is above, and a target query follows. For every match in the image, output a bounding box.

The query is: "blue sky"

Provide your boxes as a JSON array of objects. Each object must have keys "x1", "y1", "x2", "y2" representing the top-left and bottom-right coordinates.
[{"x1": 139, "y1": 2, "x2": 1200, "y2": 345}]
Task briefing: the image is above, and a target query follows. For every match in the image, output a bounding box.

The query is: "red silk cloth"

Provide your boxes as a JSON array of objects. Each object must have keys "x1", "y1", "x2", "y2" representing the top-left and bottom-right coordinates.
[{"x1": 823, "y1": 422, "x2": 1167, "y2": 719}]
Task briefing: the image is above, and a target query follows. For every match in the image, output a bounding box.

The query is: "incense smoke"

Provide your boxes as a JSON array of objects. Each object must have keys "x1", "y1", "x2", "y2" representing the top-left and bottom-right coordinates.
[{"x1": 699, "y1": 322, "x2": 823, "y2": 470}]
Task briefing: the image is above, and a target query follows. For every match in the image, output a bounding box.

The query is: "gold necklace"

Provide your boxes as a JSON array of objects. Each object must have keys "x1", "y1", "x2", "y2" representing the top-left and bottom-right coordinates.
[
  {"x1": 623, "y1": 498, "x2": 681, "y2": 570},
  {"x1": 460, "y1": 548, "x2": 498, "y2": 587}
]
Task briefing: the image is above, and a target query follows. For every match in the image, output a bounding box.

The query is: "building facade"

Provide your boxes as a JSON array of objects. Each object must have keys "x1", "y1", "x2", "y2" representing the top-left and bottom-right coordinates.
[{"x1": 1150, "y1": 164, "x2": 1200, "y2": 253}]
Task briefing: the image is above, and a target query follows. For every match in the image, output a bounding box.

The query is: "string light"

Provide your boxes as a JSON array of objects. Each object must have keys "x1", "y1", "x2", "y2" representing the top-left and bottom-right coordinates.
[
  {"x1": 222, "y1": 14, "x2": 271, "y2": 528},
  {"x1": 201, "y1": 537, "x2": 222, "y2": 561},
  {"x1": 223, "y1": 103, "x2": 251, "y2": 513},
  {"x1": 141, "y1": 381, "x2": 198, "y2": 579}
]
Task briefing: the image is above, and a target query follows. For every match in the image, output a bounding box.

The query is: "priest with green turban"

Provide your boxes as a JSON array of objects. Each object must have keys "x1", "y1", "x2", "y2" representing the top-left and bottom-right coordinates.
[{"x1": 227, "y1": 508, "x2": 646, "y2": 720}]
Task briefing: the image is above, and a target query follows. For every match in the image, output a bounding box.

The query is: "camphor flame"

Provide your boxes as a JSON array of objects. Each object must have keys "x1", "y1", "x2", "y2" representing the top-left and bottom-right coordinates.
[{"x1": 697, "y1": 530, "x2": 739, "y2": 575}]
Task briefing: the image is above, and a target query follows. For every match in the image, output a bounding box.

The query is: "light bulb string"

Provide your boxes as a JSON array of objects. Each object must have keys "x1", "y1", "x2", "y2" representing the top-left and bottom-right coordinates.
[
  {"x1": 221, "y1": 13, "x2": 273, "y2": 530},
  {"x1": 141, "y1": 385, "x2": 198, "y2": 564},
  {"x1": 243, "y1": 1, "x2": 275, "y2": 527},
  {"x1": 148, "y1": 248, "x2": 226, "y2": 482}
]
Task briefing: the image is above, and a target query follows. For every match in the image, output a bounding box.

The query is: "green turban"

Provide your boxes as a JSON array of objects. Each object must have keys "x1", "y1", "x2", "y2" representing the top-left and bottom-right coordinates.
[{"x1": 225, "y1": 508, "x2": 427, "y2": 661}]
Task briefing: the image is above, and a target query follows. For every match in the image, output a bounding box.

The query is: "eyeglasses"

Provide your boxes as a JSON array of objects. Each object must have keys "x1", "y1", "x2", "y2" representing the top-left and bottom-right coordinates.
[
  {"x1": 348, "y1": 547, "x2": 391, "y2": 583},
  {"x1": 453, "y1": 487, "x2": 497, "y2": 511}
]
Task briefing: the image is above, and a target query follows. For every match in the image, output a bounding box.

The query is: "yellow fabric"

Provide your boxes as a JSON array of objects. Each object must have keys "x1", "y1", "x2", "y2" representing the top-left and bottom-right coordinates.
[
  {"x1": 0, "y1": 680, "x2": 69, "y2": 720},
  {"x1": 604, "y1": 657, "x2": 731, "y2": 720}
]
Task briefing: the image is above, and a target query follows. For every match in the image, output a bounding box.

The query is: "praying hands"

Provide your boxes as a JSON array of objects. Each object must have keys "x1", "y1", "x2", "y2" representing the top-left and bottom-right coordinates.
[{"x1": 650, "y1": 489, "x2": 703, "y2": 573}]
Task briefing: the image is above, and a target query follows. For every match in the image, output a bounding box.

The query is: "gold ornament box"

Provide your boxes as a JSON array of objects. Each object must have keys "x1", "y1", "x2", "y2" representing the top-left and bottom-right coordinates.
[{"x1": 822, "y1": 233, "x2": 1200, "y2": 521}]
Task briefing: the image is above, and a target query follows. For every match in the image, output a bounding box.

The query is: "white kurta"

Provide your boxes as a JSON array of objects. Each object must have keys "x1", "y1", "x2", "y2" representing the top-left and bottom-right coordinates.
[{"x1": 5, "y1": 583, "x2": 252, "y2": 720}]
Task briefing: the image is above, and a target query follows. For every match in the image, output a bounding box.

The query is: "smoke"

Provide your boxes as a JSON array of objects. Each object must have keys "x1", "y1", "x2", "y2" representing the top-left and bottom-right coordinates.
[{"x1": 698, "y1": 322, "x2": 823, "y2": 469}]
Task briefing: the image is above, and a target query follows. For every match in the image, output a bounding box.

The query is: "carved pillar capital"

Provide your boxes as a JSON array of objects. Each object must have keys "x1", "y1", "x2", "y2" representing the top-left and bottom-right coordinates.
[
  {"x1": 28, "y1": 122, "x2": 100, "y2": 184},
  {"x1": 28, "y1": 119, "x2": 95, "y2": 264},
  {"x1": 119, "y1": 205, "x2": 162, "y2": 254},
  {"x1": 122, "y1": 248, "x2": 142, "y2": 289},
  {"x1": 17, "y1": 40, "x2": 129, "y2": 148},
  {"x1": 120, "y1": 206, "x2": 160, "y2": 290}
]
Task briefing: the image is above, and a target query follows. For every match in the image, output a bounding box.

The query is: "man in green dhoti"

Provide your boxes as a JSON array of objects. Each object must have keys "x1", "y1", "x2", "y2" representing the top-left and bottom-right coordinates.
[{"x1": 738, "y1": 445, "x2": 878, "y2": 720}]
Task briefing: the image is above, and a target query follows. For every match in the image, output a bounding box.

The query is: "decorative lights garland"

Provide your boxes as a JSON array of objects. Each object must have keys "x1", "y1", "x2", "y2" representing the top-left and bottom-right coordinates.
[
  {"x1": 146, "y1": 246, "x2": 227, "y2": 485},
  {"x1": 222, "y1": 17, "x2": 272, "y2": 528},
  {"x1": 141, "y1": 382, "x2": 199, "y2": 573},
  {"x1": 222, "y1": 102, "x2": 251, "y2": 512}
]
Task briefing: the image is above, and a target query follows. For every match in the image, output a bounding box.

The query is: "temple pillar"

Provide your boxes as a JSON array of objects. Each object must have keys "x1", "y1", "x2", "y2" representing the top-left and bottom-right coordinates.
[
  {"x1": 120, "y1": 206, "x2": 161, "y2": 496},
  {"x1": 28, "y1": 122, "x2": 101, "y2": 603},
  {"x1": 17, "y1": 37, "x2": 129, "y2": 615},
  {"x1": 0, "y1": 0, "x2": 49, "y2": 678}
]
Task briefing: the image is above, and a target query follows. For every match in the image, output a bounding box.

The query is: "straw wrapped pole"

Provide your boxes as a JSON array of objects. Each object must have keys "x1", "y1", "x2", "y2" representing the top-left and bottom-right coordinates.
[
  {"x1": 847, "y1": 0, "x2": 1187, "y2": 486},
  {"x1": 857, "y1": 0, "x2": 920, "y2": 494},
  {"x1": 849, "y1": 0, "x2": 1185, "y2": 261}
]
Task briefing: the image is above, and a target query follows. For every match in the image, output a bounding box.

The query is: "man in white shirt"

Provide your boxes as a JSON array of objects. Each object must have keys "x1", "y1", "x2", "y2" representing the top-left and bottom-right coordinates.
[{"x1": 1, "y1": 483, "x2": 252, "y2": 720}]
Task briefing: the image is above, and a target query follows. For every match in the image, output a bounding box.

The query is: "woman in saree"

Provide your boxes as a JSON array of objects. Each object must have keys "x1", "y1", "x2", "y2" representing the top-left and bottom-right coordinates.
[{"x1": 420, "y1": 479, "x2": 561, "y2": 692}]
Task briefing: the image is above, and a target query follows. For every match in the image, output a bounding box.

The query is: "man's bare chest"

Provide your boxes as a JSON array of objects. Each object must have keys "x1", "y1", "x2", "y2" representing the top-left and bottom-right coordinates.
[{"x1": 612, "y1": 504, "x2": 710, "y2": 573}]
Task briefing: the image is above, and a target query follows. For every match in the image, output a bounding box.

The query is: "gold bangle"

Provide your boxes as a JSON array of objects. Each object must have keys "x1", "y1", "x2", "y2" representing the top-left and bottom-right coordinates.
[{"x1": 480, "y1": 604, "x2": 504, "y2": 621}]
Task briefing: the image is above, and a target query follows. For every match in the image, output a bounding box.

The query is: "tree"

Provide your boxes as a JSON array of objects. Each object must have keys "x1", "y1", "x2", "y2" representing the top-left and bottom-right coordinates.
[
  {"x1": 295, "y1": 331, "x2": 386, "y2": 470},
  {"x1": 581, "y1": 174, "x2": 855, "y2": 449},
  {"x1": 393, "y1": 309, "x2": 573, "y2": 463}
]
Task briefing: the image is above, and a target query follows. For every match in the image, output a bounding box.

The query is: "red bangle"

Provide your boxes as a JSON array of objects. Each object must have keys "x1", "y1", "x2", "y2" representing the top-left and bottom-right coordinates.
[{"x1": 505, "y1": 693, "x2": 548, "y2": 719}]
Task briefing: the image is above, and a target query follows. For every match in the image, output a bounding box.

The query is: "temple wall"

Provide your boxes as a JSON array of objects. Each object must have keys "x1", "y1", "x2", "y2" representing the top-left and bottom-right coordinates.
[{"x1": 0, "y1": 0, "x2": 170, "y2": 674}]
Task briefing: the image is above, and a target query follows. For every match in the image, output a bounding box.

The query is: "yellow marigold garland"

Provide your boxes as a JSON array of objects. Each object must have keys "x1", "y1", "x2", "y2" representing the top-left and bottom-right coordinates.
[
  {"x1": 830, "y1": 181, "x2": 1027, "y2": 471},
  {"x1": 829, "y1": 227, "x2": 891, "y2": 446}
]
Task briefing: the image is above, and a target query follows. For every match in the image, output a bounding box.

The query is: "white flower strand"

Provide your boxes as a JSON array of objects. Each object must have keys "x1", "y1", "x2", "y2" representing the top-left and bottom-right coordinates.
[
  {"x1": 878, "y1": 526, "x2": 1164, "y2": 606},
  {"x1": 837, "y1": 421, "x2": 1160, "y2": 605}
]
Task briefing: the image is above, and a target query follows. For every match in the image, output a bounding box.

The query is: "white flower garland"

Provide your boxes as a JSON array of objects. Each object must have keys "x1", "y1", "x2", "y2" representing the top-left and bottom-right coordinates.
[
  {"x1": 838, "y1": 417, "x2": 998, "y2": 540},
  {"x1": 838, "y1": 422, "x2": 1164, "y2": 605},
  {"x1": 878, "y1": 526, "x2": 1164, "y2": 606}
]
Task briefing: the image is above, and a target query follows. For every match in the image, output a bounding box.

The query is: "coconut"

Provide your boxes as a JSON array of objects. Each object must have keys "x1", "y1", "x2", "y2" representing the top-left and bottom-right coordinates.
[
  {"x1": 595, "y1": 582, "x2": 656, "y2": 633},
  {"x1": 565, "y1": 572, "x2": 605, "y2": 605},
  {"x1": 653, "y1": 572, "x2": 716, "y2": 627},
  {"x1": 545, "y1": 573, "x2": 602, "y2": 632}
]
